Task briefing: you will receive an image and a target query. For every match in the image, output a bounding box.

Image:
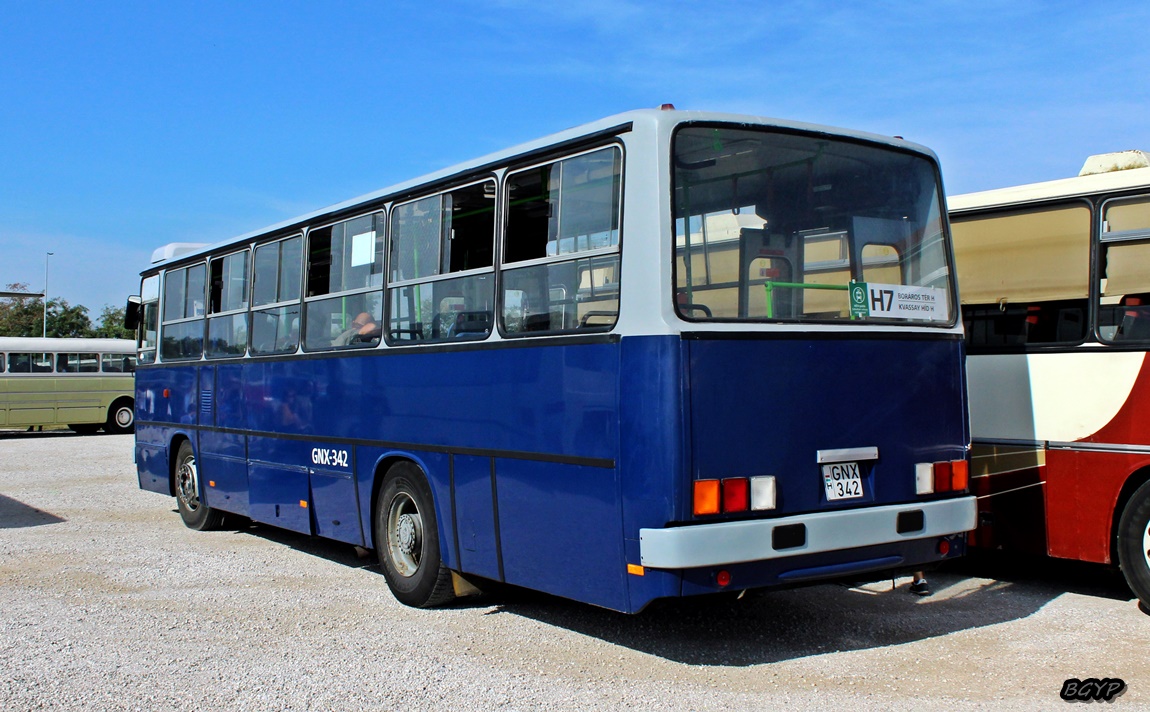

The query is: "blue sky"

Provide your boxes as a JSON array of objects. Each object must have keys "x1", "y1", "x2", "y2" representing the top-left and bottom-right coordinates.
[{"x1": 2, "y1": 1, "x2": 1148, "y2": 314}]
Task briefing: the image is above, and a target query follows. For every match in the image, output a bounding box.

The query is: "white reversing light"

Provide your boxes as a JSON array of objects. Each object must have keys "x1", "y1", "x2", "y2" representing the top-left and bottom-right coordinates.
[
  {"x1": 915, "y1": 463, "x2": 934, "y2": 495},
  {"x1": 751, "y1": 476, "x2": 777, "y2": 511}
]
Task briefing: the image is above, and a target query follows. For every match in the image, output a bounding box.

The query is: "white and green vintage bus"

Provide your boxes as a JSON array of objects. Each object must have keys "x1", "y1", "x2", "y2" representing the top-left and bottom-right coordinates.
[{"x1": 0, "y1": 337, "x2": 136, "y2": 434}]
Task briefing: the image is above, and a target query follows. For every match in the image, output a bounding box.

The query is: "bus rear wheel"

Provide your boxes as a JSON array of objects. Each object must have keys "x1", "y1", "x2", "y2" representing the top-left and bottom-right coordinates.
[
  {"x1": 374, "y1": 462, "x2": 454, "y2": 608},
  {"x1": 105, "y1": 398, "x2": 135, "y2": 434},
  {"x1": 174, "y1": 440, "x2": 225, "y2": 531},
  {"x1": 1117, "y1": 480, "x2": 1150, "y2": 608}
]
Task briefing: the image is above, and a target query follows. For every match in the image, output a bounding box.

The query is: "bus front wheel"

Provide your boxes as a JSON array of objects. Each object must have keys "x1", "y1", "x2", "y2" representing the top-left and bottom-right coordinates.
[
  {"x1": 174, "y1": 440, "x2": 225, "y2": 531},
  {"x1": 1117, "y1": 480, "x2": 1150, "y2": 608},
  {"x1": 374, "y1": 462, "x2": 454, "y2": 608}
]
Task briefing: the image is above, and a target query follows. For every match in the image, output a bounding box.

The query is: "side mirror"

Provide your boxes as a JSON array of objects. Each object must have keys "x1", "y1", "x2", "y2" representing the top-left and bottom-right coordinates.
[{"x1": 124, "y1": 296, "x2": 141, "y2": 330}]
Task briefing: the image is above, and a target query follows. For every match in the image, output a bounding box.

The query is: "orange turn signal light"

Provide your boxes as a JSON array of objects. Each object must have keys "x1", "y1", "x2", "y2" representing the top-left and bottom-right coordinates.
[{"x1": 693, "y1": 480, "x2": 720, "y2": 515}]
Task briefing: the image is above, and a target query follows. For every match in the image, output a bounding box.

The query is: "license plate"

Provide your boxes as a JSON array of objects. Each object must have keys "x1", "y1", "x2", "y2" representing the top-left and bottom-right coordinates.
[{"x1": 822, "y1": 462, "x2": 863, "y2": 500}]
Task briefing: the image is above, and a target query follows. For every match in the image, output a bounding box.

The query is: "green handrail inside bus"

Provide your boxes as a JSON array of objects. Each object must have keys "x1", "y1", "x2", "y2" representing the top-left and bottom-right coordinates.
[{"x1": 764, "y1": 281, "x2": 849, "y2": 319}]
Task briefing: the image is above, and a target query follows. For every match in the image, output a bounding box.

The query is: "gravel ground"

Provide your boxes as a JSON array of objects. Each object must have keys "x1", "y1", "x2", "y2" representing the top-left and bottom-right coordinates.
[{"x1": 1, "y1": 430, "x2": 1147, "y2": 711}]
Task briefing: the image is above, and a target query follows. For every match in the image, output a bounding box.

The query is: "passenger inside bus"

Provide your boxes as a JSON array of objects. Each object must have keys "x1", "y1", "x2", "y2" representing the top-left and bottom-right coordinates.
[{"x1": 332, "y1": 312, "x2": 379, "y2": 346}]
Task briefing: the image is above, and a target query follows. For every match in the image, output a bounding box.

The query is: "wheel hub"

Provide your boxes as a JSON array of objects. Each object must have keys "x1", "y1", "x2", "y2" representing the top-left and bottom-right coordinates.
[
  {"x1": 1143, "y1": 521, "x2": 1150, "y2": 566},
  {"x1": 396, "y1": 514, "x2": 418, "y2": 556},
  {"x1": 177, "y1": 459, "x2": 199, "y2": 511}
]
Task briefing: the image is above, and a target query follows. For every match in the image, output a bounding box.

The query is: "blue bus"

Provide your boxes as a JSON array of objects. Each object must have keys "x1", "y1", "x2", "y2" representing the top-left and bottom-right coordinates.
[{"x1": 127, "y1": 108, "x2": 974, "y2": 613}]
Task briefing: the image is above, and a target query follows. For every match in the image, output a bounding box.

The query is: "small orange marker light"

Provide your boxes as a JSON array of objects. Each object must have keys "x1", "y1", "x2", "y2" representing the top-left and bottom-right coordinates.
[
  {"x1": 162, "y1": 388, "x2": 170, "y2": 398},
  {"x1": 627, "y1": 564, "x2": 645, "y2": 576},
  {"x1": 208, "y1": 481, "x2": 215, "y2": 487},
  {"x1": 950, "y1": 460, "x2": 969, "y2": 491},
  {"x1": 299, "y1": 500, "x2": 308, "y2": 508},
  {"x1": 693, "y1": 480, "x2": 720, "y2": 515}
]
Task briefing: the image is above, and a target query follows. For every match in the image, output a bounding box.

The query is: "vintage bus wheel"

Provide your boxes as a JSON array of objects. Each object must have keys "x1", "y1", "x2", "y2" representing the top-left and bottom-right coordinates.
[
  {"x1": 105, "y1": 398, "x2": 135, "y2": 434},
  {"x1": 1117, "y1": 480, "x2": 1150, "y2": 607},
  {"x1": 374, "y1": 462, "x2": 454, "y2": 608},
  {"x1": 173, "y1": 440, "x2": 225, "y2": 531}
]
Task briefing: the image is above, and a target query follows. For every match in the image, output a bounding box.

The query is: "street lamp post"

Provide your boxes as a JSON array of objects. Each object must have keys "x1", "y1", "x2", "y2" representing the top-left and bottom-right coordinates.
[{"x1": 42, "y1": 251, "x2": 53, "y2": 338}]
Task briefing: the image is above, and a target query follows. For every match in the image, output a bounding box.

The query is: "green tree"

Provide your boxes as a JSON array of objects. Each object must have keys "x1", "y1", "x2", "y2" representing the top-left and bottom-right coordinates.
[
  {"x1": 0, "y1": 282, "x2": 44, "y2": 337},
  {"x1": 93, "y1": 305, "x2": 134, "y2": 339},
  {"x1": 46, "y1": 299, "x2": 94, "y2": 338}
]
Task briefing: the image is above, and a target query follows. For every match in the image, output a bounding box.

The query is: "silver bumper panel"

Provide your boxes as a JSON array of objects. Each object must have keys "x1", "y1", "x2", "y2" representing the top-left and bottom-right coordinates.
[{"x1": 639, "y1": 496, "x2": 977, "y2": 569}]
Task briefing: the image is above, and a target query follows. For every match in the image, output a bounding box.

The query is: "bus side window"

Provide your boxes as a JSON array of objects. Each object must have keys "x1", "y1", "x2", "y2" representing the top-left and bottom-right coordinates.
[
  {"x1": 206, "y1": 250, "x2": 250, "y2": 359},
  {"x1": 14, "y1": 352, "x2": 53, "y2": 372},
  {"x1": 252, "y1": 236, "x2": 303, "y2": 356},
  {"x1": 501, "y1": 147, "x2": 622, "y2": 336},
  {"x1": 160, "y1": 263, "x2": 207, "y2": 361},
  {"x1": 1098, "y1": 237, "x2": 1150, "y2": 344},
  {"x1": 386, "y1": 180, "x2": 496, "y2": 345},
  {"x1": 100, "y1": 353, "x2": 134, "y2": 373},
  {"x1": 303, "y1": 215, "x2": 384, "y2": 351}
]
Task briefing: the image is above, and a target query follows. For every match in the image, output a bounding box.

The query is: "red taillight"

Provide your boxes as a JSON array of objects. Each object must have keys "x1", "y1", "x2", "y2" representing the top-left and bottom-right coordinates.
[
  {"x1": 722, "y1": 478, "x2": 749, "y2": 513},
  {"x1": 938, "y1": 539, "x2": 951, "y2": 556},
  {"x1": 933, "y1": 461, "x2": 953, "y2": 492},
  {"x1": 716, "y1": 570, "x2": 731, "y2": 587},
  {"x1": 932, "y1": 459, "x2": 969, "y2": 493},
  {"x1": 696, "y1": 478, "x2": 754, "y2": 515},
  {"x1": 693, "y1": 480, "x2": 720, "y2": 515}
]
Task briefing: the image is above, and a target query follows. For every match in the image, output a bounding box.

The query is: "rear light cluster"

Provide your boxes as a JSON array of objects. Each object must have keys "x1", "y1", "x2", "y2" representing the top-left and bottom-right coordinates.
[
  {"x1": 915, "y1": 459, "x2": 969, "y2": 495},
  {"x1": 693, "y1": 476, "x2": 776, "y2": 516}
]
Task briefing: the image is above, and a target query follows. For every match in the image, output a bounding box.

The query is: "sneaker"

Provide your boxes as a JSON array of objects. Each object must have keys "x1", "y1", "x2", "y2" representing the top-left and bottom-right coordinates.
[{"x1": 909, "y1": 579, "x2": 931, "y2": 596}]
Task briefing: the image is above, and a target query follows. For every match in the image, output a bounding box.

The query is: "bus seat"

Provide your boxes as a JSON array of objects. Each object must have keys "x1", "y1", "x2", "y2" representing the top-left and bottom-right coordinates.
[
  {"x1": 1117, "y1": 295, "x2": 1150, "y2": 341},
  {"x1": 1055, "y1": 308, "x2": 1084, "y2": 342},
  {"x1": 523, "y1": 314, "x2": 551, "y2": 332},
  {"x1": 454, "y1": 311, "x2": 492, "y2": 337}
]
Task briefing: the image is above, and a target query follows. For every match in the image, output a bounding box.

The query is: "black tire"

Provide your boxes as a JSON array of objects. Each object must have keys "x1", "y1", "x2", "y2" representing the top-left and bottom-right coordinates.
[
  {"x1": 69, "y1": 424, "x2": 102, "y2": 435},
  {"x1": 374, "y1": 462, "x2": 454, "y2": 608},
  {"x1": 104, "y1": 398, "x2": 135, "y2": 434},
  {"x1": 173, "y1": 440, "x2": 226, "y2": 531},
  {"x1": 1117, "y1": 480, "x2": 1150, "y2": 608}
]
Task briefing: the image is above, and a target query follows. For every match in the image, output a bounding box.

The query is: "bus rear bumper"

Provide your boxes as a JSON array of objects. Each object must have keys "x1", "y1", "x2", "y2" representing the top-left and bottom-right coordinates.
[{"x1": 639, "y1": 496, "x2": 976, "y2": 569}]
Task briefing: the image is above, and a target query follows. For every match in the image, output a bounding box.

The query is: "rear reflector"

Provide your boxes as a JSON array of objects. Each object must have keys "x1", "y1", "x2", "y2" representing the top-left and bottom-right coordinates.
[{"x1": 693, "y1": 480, "x2": 720, "y2": 515}]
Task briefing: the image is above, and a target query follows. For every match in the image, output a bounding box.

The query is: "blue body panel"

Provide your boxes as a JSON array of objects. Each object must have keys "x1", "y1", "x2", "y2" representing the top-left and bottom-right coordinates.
[
  {"x1": 135, "y1": 332, "x2": 967, "y2": 613},
  {"x1": 684, "y1": 336, "x2": 968, "y2": 517}
]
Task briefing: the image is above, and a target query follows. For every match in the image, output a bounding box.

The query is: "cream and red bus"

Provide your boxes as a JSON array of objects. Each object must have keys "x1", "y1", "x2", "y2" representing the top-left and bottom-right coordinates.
[{"x1": 949, "y1": 151, "x2": 1150, "y2": 606}]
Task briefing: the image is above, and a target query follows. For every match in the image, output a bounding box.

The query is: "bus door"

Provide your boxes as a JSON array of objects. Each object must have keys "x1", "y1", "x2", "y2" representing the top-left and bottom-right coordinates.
[{"x1": 196, "y1": 364, "x2": 251, "y2": 517}]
